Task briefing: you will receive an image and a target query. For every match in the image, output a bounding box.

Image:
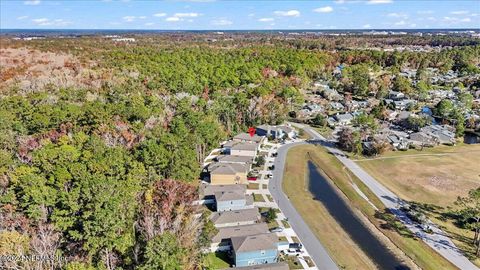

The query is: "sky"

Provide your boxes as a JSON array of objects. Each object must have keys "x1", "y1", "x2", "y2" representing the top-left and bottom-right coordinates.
[{"x1": 1, "y1": 0, "x2": 479, "y2": 30}]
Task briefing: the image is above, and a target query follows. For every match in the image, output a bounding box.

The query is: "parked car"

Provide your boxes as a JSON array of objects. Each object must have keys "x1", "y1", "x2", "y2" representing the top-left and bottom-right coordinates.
[
  {"x1": 266, "y1": 173, "x2": 273, "y2": 179},
  {"x1": 269, "y1": 227, "x2": 283, "y2": 233},
  {"x1": 271, "y1": 152, "x2": 278, "y2": 157},
  {"x1": 289, "y1": 243, "x2": 302, "y2": 250},
  {"x1": 247, "y1": 176, "x2": 257, "y2": 181},
  {"x1": 286, "y1": 248, "x2": 299, "y2": 255},
  {"x1": 268, "y1": 165, "x2": 275, "y2": 170}
]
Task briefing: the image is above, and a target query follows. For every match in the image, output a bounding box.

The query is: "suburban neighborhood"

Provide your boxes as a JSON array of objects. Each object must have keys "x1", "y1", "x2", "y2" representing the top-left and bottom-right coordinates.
[{"x1": 198, "y1": 126, "x2": 321, "y2": 269}]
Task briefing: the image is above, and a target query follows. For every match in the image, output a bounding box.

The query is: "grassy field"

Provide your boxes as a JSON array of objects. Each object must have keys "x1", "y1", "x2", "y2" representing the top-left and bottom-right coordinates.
[
  {"x1": 356, "y1": 143, "x2": 480, "y2": 266},
  {"x1": 283, "y1": 144, "x2": 459, "y2": 270},
  {"x1": 357, "y1": 143, "x2": 480, "y2": 207}
]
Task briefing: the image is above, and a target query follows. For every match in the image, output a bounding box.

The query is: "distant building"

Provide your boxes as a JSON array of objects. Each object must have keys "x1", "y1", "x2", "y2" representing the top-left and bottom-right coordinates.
[{"x1": 256, "y1": 125, "x2": 296, "y2": 140}]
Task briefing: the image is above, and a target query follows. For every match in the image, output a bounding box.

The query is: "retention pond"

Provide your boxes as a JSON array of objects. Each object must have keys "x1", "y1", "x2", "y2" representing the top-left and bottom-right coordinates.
[{"x1": 307, "y1": 161, "x2": 410, "y2": 270}]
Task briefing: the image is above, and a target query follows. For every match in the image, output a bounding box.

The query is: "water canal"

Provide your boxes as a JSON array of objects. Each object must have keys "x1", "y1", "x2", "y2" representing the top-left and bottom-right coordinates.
[{"x1": 307, "y1": 161, "x2": 410, "y2": 270}]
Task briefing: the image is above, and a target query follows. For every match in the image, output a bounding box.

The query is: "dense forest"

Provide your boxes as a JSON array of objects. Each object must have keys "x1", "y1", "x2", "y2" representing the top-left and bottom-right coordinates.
[{"x1": 0, "y1": 34, "x2": 479, "y2": 269}]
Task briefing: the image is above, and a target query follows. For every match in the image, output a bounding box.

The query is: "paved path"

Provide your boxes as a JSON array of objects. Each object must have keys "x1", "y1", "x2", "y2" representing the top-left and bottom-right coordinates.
[
  {"x1": 298, "y1": 124, "x2": 479, "y2": 270},
  {"x1": 269, "y1": 141, "x2": 339, "y2": 270}
]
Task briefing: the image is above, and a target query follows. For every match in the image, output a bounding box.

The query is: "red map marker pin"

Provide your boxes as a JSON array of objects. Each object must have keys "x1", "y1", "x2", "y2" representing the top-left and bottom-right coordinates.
[{"x1": 248, "y1": 127, "x2": 256, "y2": 137}]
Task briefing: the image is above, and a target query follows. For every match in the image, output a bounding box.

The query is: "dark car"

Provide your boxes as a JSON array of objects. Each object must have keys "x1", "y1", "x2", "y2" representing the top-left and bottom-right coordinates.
[
  {"x1": 289, "y1": 243, "x2": 302, "y2": 249},
  {"x1": 268, "y1": 165, "x2": 275, "y2": 170}
]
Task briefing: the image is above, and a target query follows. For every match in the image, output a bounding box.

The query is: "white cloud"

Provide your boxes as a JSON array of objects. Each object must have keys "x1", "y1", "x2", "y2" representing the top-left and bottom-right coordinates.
[
  {"x1": 313, "y1": 6, "x2": 333, "y2": 13},
  {"x1": 122, "y1": 16, "x2": 136, "y2": 22},
  {"x1": 174, "y1": 12, "x2": 200, "y2": 18},
  {"x1": 211, "y1": 19, "x2": 233, "y2": 26},
  {"x1": 394, "y1": 20, "x2": 406, "y2": 26},
  {"x1": 248, "y1": 13, "x2": 255, "y2": 17},
  {"x1": 32, "y1": 18, "x2": 49, "y2": 23},
  {"x1": 258, "y1": 18, "x2": 274, "y2": 22},
  {"x1": 154, "y1": 13, "x2": 167, "y2": 17},
  {"x1": 443, "y1": 16, "x2": 471, "y2": 23},
  {"x1": 165, "y1": 17, "x2": 180, "y2": 22},
  {"x1": 24, "y1": 0, "x2": 40, "y2": 5},
  {"x1": 138, "y1": 16, "x2": 147, "y2": 19},
  {"x1": 145, "y1": 22, "x2": 155, "y2": 26},
  {"x1": 334, "y1": 0, "x2": 361, "y2": 4},
  {"x1": 387, "y1": 12, "x2": 408, "y2": 18},
  {"x1": 366, "y1": 0, "x2": 393, "y2": 4},
  {"x1": 32, "y1": 18, "x2": 71, "y2": 26},
  {"x1": 451, "y1": 10, "x2": 469, "y2": 15},
  {"x1": 274, "y1": 10, "x2": 300, "y2": 17},
  {"x1": 363, "y1": 24, "x2": 371, "y2": 28},
  {"x1": 17, "y1": 16, "x2": 29, "y2": 20}
]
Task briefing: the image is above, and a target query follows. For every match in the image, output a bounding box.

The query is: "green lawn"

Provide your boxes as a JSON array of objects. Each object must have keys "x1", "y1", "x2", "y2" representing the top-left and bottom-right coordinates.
[
  {"x1": 253, "y1": 193, "x2": 265, "y2": 202},
  {"x1": 281, "y1": 220, "x2": 291, "y2": 229},
  {"x1": 204, "y1": 252, "x2": 230, "y2": 269}
]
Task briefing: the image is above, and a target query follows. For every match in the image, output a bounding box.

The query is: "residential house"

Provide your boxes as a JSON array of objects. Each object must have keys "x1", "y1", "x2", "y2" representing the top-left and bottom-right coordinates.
[
  {"x1": 230, "y1": 143, "x2": 259, "y2": 157},
  {"x1": 200, "y1": 184, "x2": 247, "y2": 204},
  {"x1": 329, "y1": 102, "x2": 345, "y2": 111},
  {"x1": 208, "y1": 163, "x2": 248, "y2": 185},
  {"x1": 210, "y1": 223, "x2": 269, "y2": 252},
  {"x1": 387, "y1": 134, "x2": 411, "y2": 150},
  {"x1": 233, "y1": 133, "x2": 264, "y2": 144},
  {"x1": 210, "y1": 207, "x2": 260, "y2": 228},
  {"x1": 409, "y1": 132, "x2": 438, "y2": 147},
  {"x1": 216, "y1": 155, "x2": 254, "y2": 170},
  {"x1": 328, "y1": 113, "x2": 354, "y2": 127},
  {"x1": 421, "y1": 125, "x2": 456, "y2": 145},
  {"x1": 224, "y1": 262, "x2": 289, "y2": 270},
  {"x1": 389, "y1": 91, "x2": 405, "y2": 101},
  {"x1": 393, "y1": 99, "x2": 416, "y2": 111},
  {"x1": 322, "y1": 88, "x2": 342, "y2": 101},
  {"x1": 256, "y1": 125, "x2": 297, "y2": 140},
  {"x1": 305, "y1": 104, "x2": 323, "y2": 115},
  {"x1": 231, "y1": 233, "x2": 279, "y2": 267},
  {"x1": 214, "y1": 189, "x2": 254, "y2": 212}
]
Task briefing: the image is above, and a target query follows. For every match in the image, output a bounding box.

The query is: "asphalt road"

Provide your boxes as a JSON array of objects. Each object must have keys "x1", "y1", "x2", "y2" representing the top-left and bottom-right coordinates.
[
  {"x1": 268, "y1": 141, "x2": 339, "y2": 270},
  {"x1": 300, "y1": 125, "x2": 479, "y2": 270}
]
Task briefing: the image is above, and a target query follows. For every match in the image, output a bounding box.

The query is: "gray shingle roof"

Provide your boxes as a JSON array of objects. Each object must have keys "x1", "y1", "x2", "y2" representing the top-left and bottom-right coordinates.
[
  {"x1": 231, "y1": 233, "x2": 278, "y2": 253},
  {"x1": 212, "y1": 223, "x2": 269, "y2": 243},
  {"x1": 210, "y1": 207, "x2": 260, "y2": 225},
  {"x1": 233, "y1": 133, "x2": 264, "y2": 143},
  {"x1": 209, "y1": 163, "x2": 248, "y2": 175},
  {"x1": 202, "y1": 184, "x2": 247, "y2": 197},
  {"x1": 216, "y1": 155, "x2": 254, "y2": 164},
  {"x1": 231, "y1": 143, "x2": 258, "y2": 151}
]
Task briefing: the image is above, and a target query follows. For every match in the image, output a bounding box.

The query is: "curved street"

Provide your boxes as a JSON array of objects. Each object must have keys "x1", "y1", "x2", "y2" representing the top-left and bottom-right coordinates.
[{"x1": 268, "y1": 141, "x2": 339, "y2": 270}]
